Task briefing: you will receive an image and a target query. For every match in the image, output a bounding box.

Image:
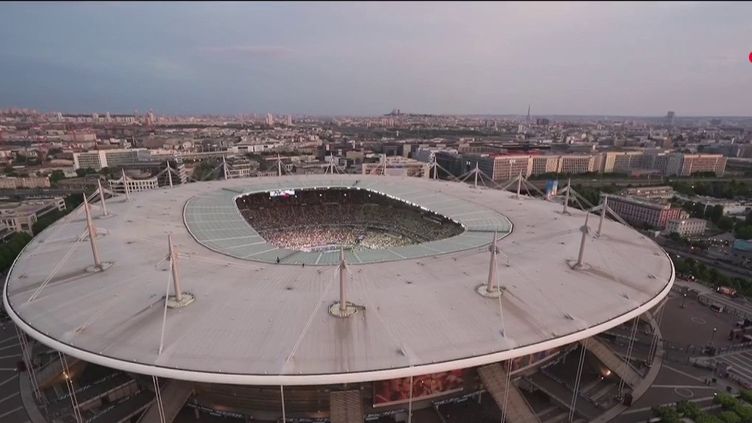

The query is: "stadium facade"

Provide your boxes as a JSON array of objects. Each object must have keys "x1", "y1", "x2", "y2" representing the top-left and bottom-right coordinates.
[{"x1": 4, "y1": 175, "x2": 673, "y2": 423}]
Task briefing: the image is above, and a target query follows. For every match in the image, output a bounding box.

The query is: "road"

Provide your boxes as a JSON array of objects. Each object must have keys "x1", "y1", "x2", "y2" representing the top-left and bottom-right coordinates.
[{"x1": 662, "y1": 245, "x2": 752, "y2": 280}]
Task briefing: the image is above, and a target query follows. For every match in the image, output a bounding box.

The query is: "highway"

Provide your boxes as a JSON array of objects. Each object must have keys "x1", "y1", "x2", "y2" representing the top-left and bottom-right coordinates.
[{"x1": 661, "y1": 245, "x2": 752, "y2": 281}]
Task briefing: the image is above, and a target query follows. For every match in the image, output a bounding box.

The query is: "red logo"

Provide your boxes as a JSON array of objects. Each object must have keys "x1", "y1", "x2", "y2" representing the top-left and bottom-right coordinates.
[{"x1": 749, "y1": 51, "x2": 752, "y2": 63}]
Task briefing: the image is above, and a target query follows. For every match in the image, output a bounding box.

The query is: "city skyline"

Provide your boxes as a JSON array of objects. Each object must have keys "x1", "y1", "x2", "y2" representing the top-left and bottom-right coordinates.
[{"x1": 1, "y1": 2, "x2": 751, "y2": 116}]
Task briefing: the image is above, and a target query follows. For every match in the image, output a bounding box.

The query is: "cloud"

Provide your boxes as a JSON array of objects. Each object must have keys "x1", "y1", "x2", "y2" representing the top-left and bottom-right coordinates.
[{"x1": 198, "y1": 45, "x2": 295, "y2": 59}]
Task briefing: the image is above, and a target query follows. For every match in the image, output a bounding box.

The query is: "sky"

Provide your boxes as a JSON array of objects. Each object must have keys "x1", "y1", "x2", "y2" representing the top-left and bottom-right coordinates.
[{"x1": 0, "y1": 1, "x2": 750, "y2": 116}]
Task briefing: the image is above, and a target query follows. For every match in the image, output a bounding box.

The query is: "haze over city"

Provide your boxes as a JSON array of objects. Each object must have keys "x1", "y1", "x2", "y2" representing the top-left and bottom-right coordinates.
[{"x1": 1, "y1": 1, "x2": 750, "y2": 116}]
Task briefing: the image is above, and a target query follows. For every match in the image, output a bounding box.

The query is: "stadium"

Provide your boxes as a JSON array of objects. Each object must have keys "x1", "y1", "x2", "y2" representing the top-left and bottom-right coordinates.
[{"x1": 3, "y1": 174, "x2": 674, "y2": 423}]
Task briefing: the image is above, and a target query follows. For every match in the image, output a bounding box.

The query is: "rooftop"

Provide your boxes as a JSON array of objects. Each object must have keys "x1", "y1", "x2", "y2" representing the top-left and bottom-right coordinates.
[{"x1": 5, "y1": 175, "x2": 673, "y2": 385}]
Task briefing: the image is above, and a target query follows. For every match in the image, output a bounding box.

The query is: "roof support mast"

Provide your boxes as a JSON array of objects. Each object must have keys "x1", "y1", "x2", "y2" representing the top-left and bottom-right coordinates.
[
  {"x1": 477, "y1": 232, "x2": 503, "y2": 298},
  {"x1": 121, "y1": 169, "x2": 130, "y2": 201},
  {"x1": 166, "y1": 234, "x2": 194, "y2": 308},
  {"x1": 329, "y1": 249, "x2": 357, "y2": 317},
  {"x1": 83, "y1": 194, "x2": 102, "y2": 270},
  {"x1": 474, "y1": 163, "x2": 479, "y2": 188},
  {"x1": 168, "y1": 234, "x2": 182, "y2": 303},
  {"x1": 597, "y1": 195, "x2": 608, "y2": 237},
  {"x1": 339, "y1": 249, "x2": 347, "y2": 314},
  {"x1": 516, "y1": 172, "x2": 522, "y2": 199},
  {"x1": 97, "y1": 179, "x2": 108, "y2": 217},
  {"x1": 574, "y1": 212, "x2": 590, "y2": 269},
  {"x1": 563, "y1": 178, "x2": 571, "y2": 214},
  {"x1": 166, "y1": 162, "x2": 173, "y2": 188},
  {"x1": 277, "y1": 154, "x2": 282, "y2": 177}
]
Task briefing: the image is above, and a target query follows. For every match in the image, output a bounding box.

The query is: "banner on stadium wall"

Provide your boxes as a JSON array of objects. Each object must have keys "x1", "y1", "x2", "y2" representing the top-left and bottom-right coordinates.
[
  {"x1": 373, "y1": 369, "x2": 464, "y2": 407},
  {"x1": 269, "y1": 189, "x2": 295, "y2": 197}
]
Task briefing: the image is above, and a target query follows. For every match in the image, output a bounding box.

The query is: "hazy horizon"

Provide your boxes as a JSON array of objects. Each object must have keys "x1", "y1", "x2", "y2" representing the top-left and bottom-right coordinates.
[{"x1": 1, "y1": 2, "x2": 750, "y2": 117}]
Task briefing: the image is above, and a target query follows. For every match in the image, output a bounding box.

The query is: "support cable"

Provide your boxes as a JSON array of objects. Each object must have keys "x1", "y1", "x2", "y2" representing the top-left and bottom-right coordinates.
[
  {"x1": 408, "y1": 374, "x2": 414, "y2": 423},
  {"x1": 152, "y1": 375, "x2": 166, "y2": 423},
  {"x1": 59, "y1": 352, "x2": 83, "y2": 423},
  {"x1": 500, "y1": 358, "x2": 513, "y2": 423},
  {"x1": 27, "y1": 229, "x2": 88, "y2": 302},
  {"x1": 618, "y1": 316, "x2": 640, "y2": 398},
  {"x1": 16, "y1": 327, "x2": 41, "y2": 401},
  {"x1": 569, "y1": 339, "x2": 588, "y2": 422}
]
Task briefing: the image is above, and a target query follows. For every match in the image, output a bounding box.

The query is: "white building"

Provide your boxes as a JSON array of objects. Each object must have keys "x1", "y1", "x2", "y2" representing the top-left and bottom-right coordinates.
[
  {"x1": 666, "y1": 218, "x2": 707, "y2": 237},
  {"x1": 0, "y1": 197, "x2": 66, "y2": 234},
  {"x1": 73, "y1": 149, "x2": 146, "y2": 170},
  {"x1": 108, "y1": 176, "x2": 159, "y2": 194}
]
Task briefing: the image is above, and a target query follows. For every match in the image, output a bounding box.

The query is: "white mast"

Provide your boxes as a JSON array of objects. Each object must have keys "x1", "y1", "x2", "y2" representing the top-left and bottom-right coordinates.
[
  {"x1": 516, "y1": 171, "x2": 522, "y2": 199},
  {"x1": 563, "y1": 178, "x2": 571, "y2": 214},
  {"x1": 277, "y1": 154, "x2": 282, "y2": 177},
  {"x1": 97, "y1": 179, "x2": 108, "y2": 217},
  {"x1": 487, "y1": 232, "x2": 499, "y2": 294},
  {"x1": 168, "y1": 234, "x2": 182, "y2": 302},
  {"x1": 83, "y1": 194, "x2": 101, "y2": 269},
  {"x1": 597, "y1": 195, "x2": 608, "y2": 237},
  {"x1": 339, "y1": 249, "x2": 347, "y2": 314},
  {"x1": 575, "y1": 212, "x2": 590, "y2": 269},
  {"x1": 222, "y1": 155, "x2": 228, "y2": 180},
  {"x1": 474, "y1": 163, "x2": 479, "y2": 188},
  {"x1": 166, "y1": 162, "x2": 173, "y2": 188},
  {"x1": 121, "y1": 169, "x2": 130, "y2": 200}
]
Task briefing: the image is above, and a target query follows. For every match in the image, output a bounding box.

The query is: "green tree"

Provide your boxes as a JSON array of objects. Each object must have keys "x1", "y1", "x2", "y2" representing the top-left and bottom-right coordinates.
[
  {"x1": 737, "y1": 225, "x2": 752, "y2": 241},
  {"x1": 709, "y1": 268, "x2": 720, "y2": 284},
  {"x1": 740, "y1": 389, "x2": 752, "y2": 404},
  {"x1": 696, "y1": 414, "x2": 725, "y2": 423},
  {"x1": 716, "y1": 392, "x2": 739, "y2": 409},
  {"x1": 719, "y1": 217, "x2": 735, "y2": 232},
  {"x1": 708, "y1": 205, "x2": 725, "y2": 223},
  {"x1": 652, "y1": 406, "x2": 682, "y2": 423},
  {"x1": 720, "y1": 411, "x2": 742, "y2": 423},
  {"x1": 733, "y1": 404, "x2": 752, "y2": 423},
  {"x1": 49, "y1": 170, "x2": 66, "y2": 184},
  {"x1": 75, "y1": 167, "x2": 98, "y2": 177}
]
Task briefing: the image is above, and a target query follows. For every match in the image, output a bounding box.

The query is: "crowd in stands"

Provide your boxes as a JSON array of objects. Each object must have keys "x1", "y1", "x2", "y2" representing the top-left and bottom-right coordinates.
[{"x1": 237, "y1": 188, "x2": 463, "y2": 250}]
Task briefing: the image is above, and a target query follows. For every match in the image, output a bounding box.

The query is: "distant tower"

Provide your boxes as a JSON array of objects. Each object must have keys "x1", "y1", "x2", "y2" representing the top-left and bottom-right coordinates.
[
  {"x1": 266, "y1": 113, "x2": 275, "y2": 127},
  {"x1": 526, "y1": 105, "x2": 531, "y2": 125},
  {"x1": 286, "y1": 115, "x2": 292, "y2": 126},
  {"x1": 666, "y1": 111, "x2": 675, "y2": 126}
]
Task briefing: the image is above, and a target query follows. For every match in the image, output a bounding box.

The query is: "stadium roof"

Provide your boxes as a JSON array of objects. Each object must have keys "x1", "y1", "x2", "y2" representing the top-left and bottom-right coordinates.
[{"x1": 4, "y1": 175, "x2": 673, "y2": 385}]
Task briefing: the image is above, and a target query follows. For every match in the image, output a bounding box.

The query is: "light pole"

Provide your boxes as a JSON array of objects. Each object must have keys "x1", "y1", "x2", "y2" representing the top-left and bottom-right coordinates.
[
  {"x1": 710, "y1": 327, "x2": 717, "y2": 346},
  {"x1": 681, "y1": 293, "x2": 687, "y2": 309}
]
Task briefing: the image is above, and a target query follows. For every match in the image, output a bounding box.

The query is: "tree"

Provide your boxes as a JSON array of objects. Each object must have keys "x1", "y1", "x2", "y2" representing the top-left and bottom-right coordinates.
[
  {"x1": 733, "y1": 404, "x2": 752, "y2": 423},
  {"x1": 49, "y1": 170, "x2": 66, "y2": 184},
  {"x1": 715, "y1": 392, "x2": 739, "y2": 409},
  {"x1": 676, "y1": 400, "x2": 702, "y2": 419},
  {"x1": 709, "y1": 268, "x2": 720, "y2": 284},
  {"x1": 719, "y1": 217, "x2": 735, "y2": 232},
  {"x1": 75, "y1": 167, "x2": 98, "y2": 177},
  {"x1": 740, "y1": 389, "x2": 752, "y2": 404},
  {"x1": 696, "y1": 414, "x2": 725, "y2": 423},
  {"x1": 719, "y1": 411, "x2": 742, "y2": 423},
  {"x1": 652, "y1": 406, "x2": 682, "y2": 423},
  {"x1": 737, "y1": 225, "x2": 752, "y2": 241},
  {"x1": 708, "y1": 205, "x2": 725, "y2": 223}
]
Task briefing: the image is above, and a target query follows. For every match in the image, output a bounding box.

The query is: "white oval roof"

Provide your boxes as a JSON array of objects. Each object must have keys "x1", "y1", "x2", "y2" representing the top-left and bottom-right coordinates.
[{"x1": 4, "y1": 175, "x2": 673, "y2": 385}]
